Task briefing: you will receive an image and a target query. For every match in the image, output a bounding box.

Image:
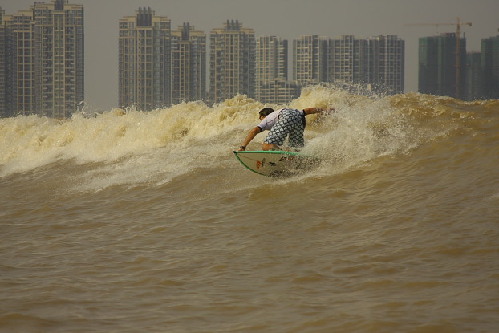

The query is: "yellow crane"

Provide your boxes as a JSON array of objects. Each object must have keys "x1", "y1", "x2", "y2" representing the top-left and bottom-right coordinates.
[{"x1": 408, "y1": 17, "x2": 472, "y2": 98}]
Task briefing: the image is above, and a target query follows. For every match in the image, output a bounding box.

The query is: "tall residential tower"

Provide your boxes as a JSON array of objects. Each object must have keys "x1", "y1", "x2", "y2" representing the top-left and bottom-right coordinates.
[
  {"x1": 0, "y1": 7, "x2": 6, "y2": 117},
  {"x1": 256, "y1": 36, "x2": 299, "y2": 104},
  {"x1": 367, "y1": 35, "x2": 405, "y2": 94},
  {"x1": 293, "y1": 35, "x2": 328, "y2": 87},
  {"x1": 3, "y1": 9, "x2": 35, "y2": 116},
  {"x1": 119, "y1": 7, "x2": 171, "y2": 111},
  {"x1": 329, "y1": 35, "x2": 368, "y2": 86},
  {"x1": 419, "y1": 33, "x2": 466, "y2": 99},
  {"x1": 171, "y1": 23, "x2": 206, "y2": 105},
  {"x1": 209, "y1": 20, "x2": 255, "y2": 104},
  {"x1": 481, "y1": 35, "x2": 499, "y2": 99},
  {"x1": 2, "y1": 0, "x2": 83, "y2": 118}
]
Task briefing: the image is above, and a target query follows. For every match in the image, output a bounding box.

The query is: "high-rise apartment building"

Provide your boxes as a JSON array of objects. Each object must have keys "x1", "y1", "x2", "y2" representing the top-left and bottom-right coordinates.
[
  {"x1": 481, "y1": 35, "x2": 499, "y2": 99},
  {"x1": 465, "y1": 52, "x2": 483, "y2": 100},
  {"x1": 209, "y1": 20, "x2": 255, "y2": 104},
  {"x1": 0, "y1": 7, "x2": 7, "y2": 117},
  {"x1": 256, "y1": 36, "x2": 298, "y2": 103},
  {"x1": 2, "y1": 0, "x2": 83, "y2": 118},
  {"x1": 419, "y1": 33, "x2": 466, "y2": 99},
  {"x1": 33, "y1": 0, "x2": 84, "y2": 118},
  {"x1": 367, "y1": 35, "x2": 404, "y2": 94},
  {"x1": 119, "y1": 7, "x2": 171, "y2": 111},
  {"x1": 3, "y1": 9, "x2": 35, "y2": 116},
  {"x1": 293, "y1": 34, "x2": 404, "y2": 96},
  {"x1": 329, "y1": 35, "x2": 367, "y2": 86},
  {"x1": 258, "y1": 80, "x2": 301, "y2": 105},
  {"x1": 256, "y1": 36, "x2": 288, "y2": 83},
  {"x1": 171, "y1": 23, "x2": 206, "y2": 105},
  {"x1": 293, "y1": 35, "x2": 328, "y2": 87}
]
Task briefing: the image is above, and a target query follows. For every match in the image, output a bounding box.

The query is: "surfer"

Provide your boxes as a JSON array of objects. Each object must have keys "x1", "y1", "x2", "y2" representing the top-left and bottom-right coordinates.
[{"x1": 238, "y1": 107, "x2": 333, "y2": 151}]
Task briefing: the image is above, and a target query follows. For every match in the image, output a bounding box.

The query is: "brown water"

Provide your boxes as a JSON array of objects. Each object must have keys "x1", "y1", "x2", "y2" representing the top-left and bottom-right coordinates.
[{"x1": 1, "y1": 87, "x2": 498, "y2": 332}]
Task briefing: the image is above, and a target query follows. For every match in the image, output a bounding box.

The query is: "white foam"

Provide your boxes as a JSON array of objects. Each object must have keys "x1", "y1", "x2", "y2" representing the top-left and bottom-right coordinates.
[{"x1": 0, "y1": 87, "x2": 446, "y2": 188}]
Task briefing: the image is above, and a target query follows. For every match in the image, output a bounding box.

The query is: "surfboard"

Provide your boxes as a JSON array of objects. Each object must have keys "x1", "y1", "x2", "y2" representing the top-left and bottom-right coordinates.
[{"x1": 233, "y1": 150, "x2": 319, "y2": 177}]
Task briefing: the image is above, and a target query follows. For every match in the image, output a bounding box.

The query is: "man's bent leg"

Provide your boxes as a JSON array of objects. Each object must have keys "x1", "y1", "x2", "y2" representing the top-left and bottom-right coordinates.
[{"x1": 262, "y1": 143, "x2": 278, "y2": 151}]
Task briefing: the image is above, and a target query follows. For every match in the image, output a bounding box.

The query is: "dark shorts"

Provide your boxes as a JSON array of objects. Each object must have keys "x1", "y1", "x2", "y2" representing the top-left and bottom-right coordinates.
[{"x1": 264, "y1": 109, "x2": 305, "y2": 148}]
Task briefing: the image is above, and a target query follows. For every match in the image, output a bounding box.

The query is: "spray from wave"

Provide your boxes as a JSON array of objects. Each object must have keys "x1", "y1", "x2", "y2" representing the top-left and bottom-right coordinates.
[{"x1": 0, "y1": 85, "x2": 497, "y2": 190}]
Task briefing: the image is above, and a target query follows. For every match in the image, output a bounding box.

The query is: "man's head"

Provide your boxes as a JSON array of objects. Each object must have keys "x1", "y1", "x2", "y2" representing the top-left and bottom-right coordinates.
[{"x1": 259, "y1": 108, "x2": 274, "y2": 120}]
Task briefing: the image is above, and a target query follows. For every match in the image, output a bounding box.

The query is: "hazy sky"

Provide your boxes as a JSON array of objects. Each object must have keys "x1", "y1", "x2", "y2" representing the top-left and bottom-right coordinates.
[{"x1": 3, "y1": 0, "x2": 499, "y2": 110}]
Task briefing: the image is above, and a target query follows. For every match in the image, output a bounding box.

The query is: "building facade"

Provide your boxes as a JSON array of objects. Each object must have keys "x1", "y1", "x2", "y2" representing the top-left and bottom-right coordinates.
[
  {"x1": 465, "y1": 52, "x2": 483, "y2": 100},
  {"x1": 171, "y1": 23, "x2": 206, "y2": 105},
  {"x1": 293, "y1": 35, "x2": 328, "y2": 87},
  {"x1": 2, "y1": 0, "x2": 83, "y2": 118},
  {"x1": 119, "y1": 7, "x2": 171, "y2": 111},
  {"x1": 256, "y1": 36, "x2": 288, "y2": 83},
  {"x1": 328, "y1": 35, "x2": 368, "y2": 86},
  {"x1": 209, "y1": 20, "x2": 255, "y2": 104},
  {"x1": 0, "y1": 7, "x2": 6, "y2": 117},
  {"x1": 258, "y1": 79, "x2": 301, "y2": 105},
  {"x1": 481, "y1": 35, "x2": 499, "y2": 99},
  {"x1": 419, "y1": 33, "x2": 466, "y2": 99},
  {"x1": 256, "y1": 36, "x2": 295, "y2": 103},
  {"x1": 3, "y1": 9, "x2": 35, "y2": 116},
  {"x1": 34, "y1": 0, "x2": 84, "y2": 118},
  {"x1": 367, "y1": 35, "x2": 404, "y2": 94}
]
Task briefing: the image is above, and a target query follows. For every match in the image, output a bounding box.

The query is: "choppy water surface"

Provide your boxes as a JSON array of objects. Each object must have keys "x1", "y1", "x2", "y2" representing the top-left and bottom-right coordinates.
[{"x1": 1, "y1": 87, "x2": 498, "y2": 332}]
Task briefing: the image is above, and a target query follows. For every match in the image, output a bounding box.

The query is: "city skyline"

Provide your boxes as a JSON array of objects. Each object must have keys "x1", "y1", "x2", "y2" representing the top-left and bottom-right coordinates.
[
  {"x1": 2, "y1": 0, "x2": 499, "y2": 111},
  {"x1": 117, "y1": 12, "x2": 404, "y2": 112}
]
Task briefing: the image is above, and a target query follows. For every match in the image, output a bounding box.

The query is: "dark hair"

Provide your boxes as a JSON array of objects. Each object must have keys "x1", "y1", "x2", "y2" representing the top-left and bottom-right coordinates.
[{"x1": 259, "y1": 108, "x2": 274, "y2": 117}]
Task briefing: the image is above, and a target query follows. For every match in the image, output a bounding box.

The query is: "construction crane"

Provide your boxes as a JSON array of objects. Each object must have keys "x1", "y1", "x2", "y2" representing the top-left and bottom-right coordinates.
[{"x1": 408, "y1": 17, "x2": 472, "y2": 98}]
